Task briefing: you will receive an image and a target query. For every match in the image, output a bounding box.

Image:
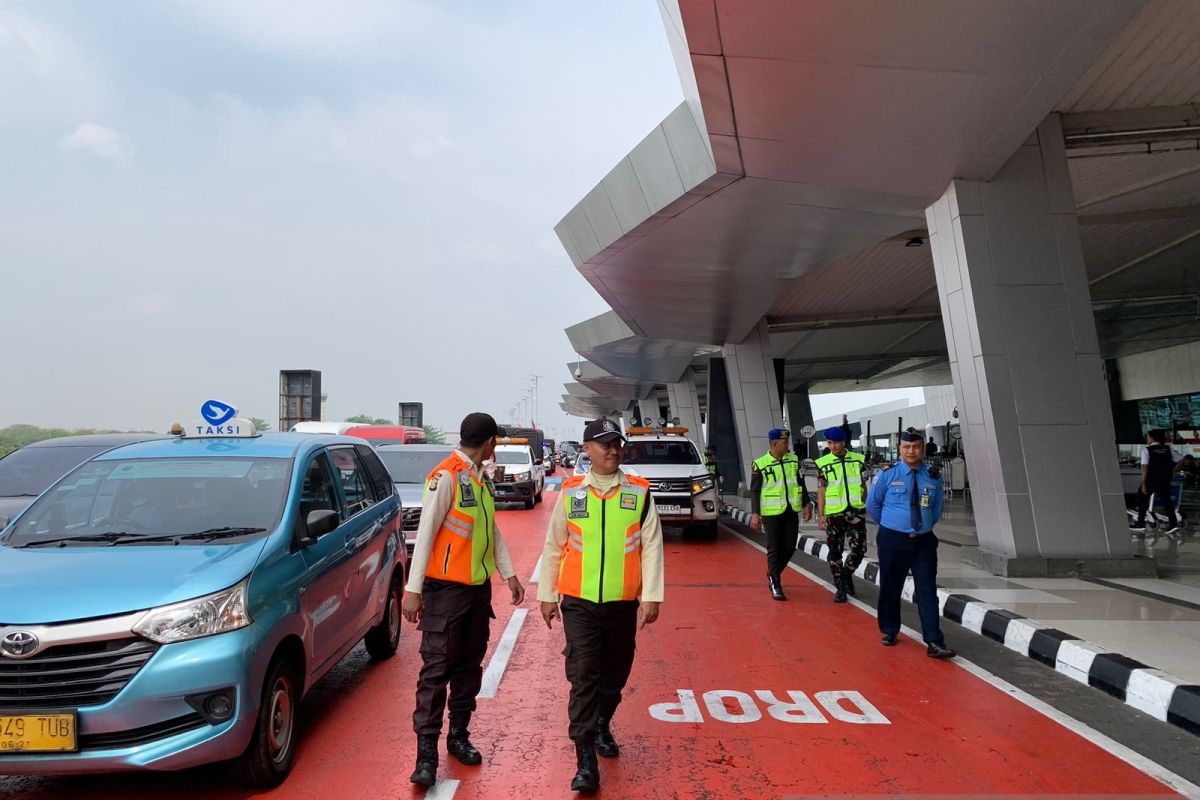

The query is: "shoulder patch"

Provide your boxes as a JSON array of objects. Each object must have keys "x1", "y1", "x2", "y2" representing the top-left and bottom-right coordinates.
[{"x1": 427, "y1": 476, "x2": 440, "y2": 491}]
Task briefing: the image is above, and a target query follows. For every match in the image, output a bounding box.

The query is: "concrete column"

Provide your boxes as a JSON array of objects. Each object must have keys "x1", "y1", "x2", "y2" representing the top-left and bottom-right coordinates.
[
  {"x1": 666, "y1": 367, "x2": 704, "y2": 452},
  {"x1": 785, "y1": 384, "x2": 815, "y2": 458},
  {"x1": 706, "y1": 356, "x2": 742, "y2": 498},
  {"x1": 723, "y1": 319, "x2": 786, "y2": 487},
  {"x1": 925, "y1": 114, "x2": 1150, "y2": 577}
]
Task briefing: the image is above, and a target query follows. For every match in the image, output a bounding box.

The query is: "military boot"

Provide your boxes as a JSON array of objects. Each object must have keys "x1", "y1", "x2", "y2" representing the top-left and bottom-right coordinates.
[
  {"x1": 570, "y1": 738, "x2": 600, "y2": 794},
  {"x1": 410, "y1": 733, "x2": 438, "y2": 787},
  {"x1": 595, "y1": 718, "x2": 619, "y2": 758},
  {"x1": 833, "y1": 573, "x2": 848, "y2": 603},
  {"x1": 841, "y1": 566, "x2": 856, "y2": 597},
  {"x1": 447, "y1": 716, "x2": 482, "y2": 765}
]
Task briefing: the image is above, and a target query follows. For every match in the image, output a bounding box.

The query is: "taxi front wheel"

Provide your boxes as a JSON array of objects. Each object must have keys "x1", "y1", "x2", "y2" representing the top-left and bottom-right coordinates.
[
  {"x1": 231, "y1": 657, "x2": 300, "y2": 788},
  {"x1": 365, "y1": 570, "x2": 403, "y2": 660}
]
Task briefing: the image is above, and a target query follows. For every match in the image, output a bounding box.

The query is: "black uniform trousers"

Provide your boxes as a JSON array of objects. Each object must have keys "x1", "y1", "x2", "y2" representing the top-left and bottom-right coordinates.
[
  {"x1": 412, "y1": 577, "x2": 494, "y2": 735},
  {"x1": 876, "y1": 527, "x2": 944, "y2": 645},
  {"x1": 763, "y1": 508, "x2": 800, "y2": 580},
  {"x1": 1136, "y1": 480, "x2": 1178, "y2": 528},
  {"x1": 560, "y1": 595, "x2": 639, "y2": 742}
]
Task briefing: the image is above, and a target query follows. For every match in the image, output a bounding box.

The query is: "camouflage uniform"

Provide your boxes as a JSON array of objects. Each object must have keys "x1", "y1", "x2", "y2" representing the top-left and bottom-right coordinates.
[{"x1": 825, "y1": 509, "x2": 867, "y2": 581}]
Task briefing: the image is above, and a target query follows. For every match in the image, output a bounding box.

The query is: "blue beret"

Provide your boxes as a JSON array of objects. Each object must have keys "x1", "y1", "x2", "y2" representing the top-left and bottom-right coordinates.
[
  {"x1": 768, "y1": 428, "x2": 790, "y2": 441},
  {"x1": 824, "y1": 427, "x2": 846, "y2": 442}
]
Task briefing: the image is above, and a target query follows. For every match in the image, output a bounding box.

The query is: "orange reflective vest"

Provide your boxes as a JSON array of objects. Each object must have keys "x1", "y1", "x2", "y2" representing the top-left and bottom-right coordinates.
[
  {"x1": 556, "y1": 472, "x2": 649, "y2": 603},
  {"x1": 423, "y1": 454, "x2": 496, "y2": 585}
]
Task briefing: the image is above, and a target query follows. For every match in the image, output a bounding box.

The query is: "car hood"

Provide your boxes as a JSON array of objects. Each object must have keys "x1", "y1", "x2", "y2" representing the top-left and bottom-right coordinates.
[
  {"x1": 395, "y1": 482, "x2": 423, "y2": 510},
  {"x1": 622, "y1": 464, "x2": 708, "y2": 480},
  {"x1": 0, "y1": 539, "x2": 269, "y2": 624}
]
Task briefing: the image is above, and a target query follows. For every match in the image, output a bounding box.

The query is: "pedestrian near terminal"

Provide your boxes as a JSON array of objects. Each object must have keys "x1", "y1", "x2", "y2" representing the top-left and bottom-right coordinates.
[
  {"x1": 402, "y1": 412, "x2": 526, "y2": 788},
  {"x1": 816, "y1": 427, "x2": 868, "y2": 603},
  {"x1": 749, "y1": 428, "x2": 812, "y2": 601},
  {"x1": 539, "y1": 417, "x2": 664, "y2": 794},
  {"x1": 866, "y1": 428, "x2": 955, "y2": 659},
  {"x1": 1131, "y1": 428, "x2": 1184, "y2": 539}
]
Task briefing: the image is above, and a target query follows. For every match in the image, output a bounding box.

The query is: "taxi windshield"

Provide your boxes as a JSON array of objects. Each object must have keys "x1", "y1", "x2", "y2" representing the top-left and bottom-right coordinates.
[
  {"x1": 4, "y1": 457, "x2": 291, "y2": 546},
  {"x1": 622, "y1": 440, "x2": 701, "y2": 465},
  {"x1": 494, "y1": 450, "x2": 530, "y2": 466},
  {"x1": 377, "y1": 450, "x2": 451, "y2": 483}
]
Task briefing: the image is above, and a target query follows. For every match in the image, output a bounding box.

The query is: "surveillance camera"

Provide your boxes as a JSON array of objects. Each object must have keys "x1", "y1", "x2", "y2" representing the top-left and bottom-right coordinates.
[{"x1": 574, "y1": 367, "x2": 582, "y2": 378}]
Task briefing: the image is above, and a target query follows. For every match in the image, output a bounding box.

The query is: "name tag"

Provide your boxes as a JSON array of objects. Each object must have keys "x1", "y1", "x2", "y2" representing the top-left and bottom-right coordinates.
[
  {"x1": 459, "y1": 479, "x2": 477, "y2": 508},
  {"x1": 920, "y1": 492, "x2": 931, "y2": 508},
  {"x1": 620, "y1": 493, "x2": 637, "y2": 510}
]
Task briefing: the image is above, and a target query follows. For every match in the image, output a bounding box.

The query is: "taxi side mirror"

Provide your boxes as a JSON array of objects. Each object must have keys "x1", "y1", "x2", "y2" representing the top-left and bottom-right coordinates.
[{"x1": 305, "y1": 509, "x2": 340, "y2": 540}]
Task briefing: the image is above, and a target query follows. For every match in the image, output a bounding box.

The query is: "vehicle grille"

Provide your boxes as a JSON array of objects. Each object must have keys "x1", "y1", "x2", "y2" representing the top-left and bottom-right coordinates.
[
  {"x1": 402, "y1": 507, "x2": 422, "y2": 532},
  {"x1": 0, "y1": 637, "x2": 159, "y2": 709},
  {"x1": 80, "y1": 713, "x2": 207, "y2": 750},
  {"x1": 646, "y1": 478, "x2": 697, "y2": 494}
]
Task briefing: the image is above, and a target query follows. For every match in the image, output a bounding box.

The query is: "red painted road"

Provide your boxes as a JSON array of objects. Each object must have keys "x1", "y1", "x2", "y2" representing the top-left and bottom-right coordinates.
[{"x1": 0, "y1": 489, "x2": 1182, "y2": 798}]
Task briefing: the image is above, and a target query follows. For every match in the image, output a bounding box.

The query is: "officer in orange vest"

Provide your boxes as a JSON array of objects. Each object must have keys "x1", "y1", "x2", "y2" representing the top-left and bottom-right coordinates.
[
  {"x1": 539, "y1": 417, "x2": 665, "y2": 794},
  {"x1": 402, "y1": 412, "x2": 525, "y2": 788}
]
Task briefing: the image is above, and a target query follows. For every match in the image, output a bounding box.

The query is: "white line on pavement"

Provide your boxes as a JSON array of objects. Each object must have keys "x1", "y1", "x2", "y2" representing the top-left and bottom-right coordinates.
[
  {"x1": 530, "y1": 554, "x2": 543, "y2": 584},
  {"x1": 424, "y1": 779, "x2": 459, "y2": 799},
  {"x1": 478, "y1": 608, "x2": 528, "y2": 699},
  {"x1": 726, "y1": 526, "x2": 1200, "y2": 797}
]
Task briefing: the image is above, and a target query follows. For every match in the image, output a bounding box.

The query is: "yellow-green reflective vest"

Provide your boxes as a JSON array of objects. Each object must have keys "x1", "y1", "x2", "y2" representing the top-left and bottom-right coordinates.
[
  {"x1": 556, "y1": 473, "x2": 650, "y2": 603},
  {"x1": 815, "y1": 450, "x2": 867, "y2": 514},
  {"x1": 753, "y1": 452, "x2": 803, "y2": 516}
]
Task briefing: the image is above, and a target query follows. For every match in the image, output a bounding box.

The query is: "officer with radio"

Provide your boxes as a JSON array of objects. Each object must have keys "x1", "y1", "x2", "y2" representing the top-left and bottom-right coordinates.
[{"x1": 749, "y1": 428, "x2": 812, "y2": 601}]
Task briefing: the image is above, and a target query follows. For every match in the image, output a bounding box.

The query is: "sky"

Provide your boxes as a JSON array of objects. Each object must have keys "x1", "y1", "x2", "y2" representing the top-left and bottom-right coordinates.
[{"x1": 0, "y1": 1, "x2": 921, "y2": 442}]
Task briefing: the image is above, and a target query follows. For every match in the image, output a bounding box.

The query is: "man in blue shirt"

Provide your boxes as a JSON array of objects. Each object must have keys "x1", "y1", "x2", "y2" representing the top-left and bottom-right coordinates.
[{"x1": 866, "y1": 428, "x2": 955, "y2": 658}]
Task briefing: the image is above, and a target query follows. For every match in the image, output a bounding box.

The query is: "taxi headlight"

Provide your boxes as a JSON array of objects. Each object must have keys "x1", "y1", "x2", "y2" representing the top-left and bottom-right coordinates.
[
  {"x1": 692, "y1": 476, "x2": 715, "y2": 494},
  {"x1": 133, "y1": 580, "x2": 252, "y2": 644}
]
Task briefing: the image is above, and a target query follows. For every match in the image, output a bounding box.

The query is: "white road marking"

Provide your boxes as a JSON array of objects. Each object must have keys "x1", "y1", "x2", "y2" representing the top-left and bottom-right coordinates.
[
  {"x1": 478, "y1": 608, "x2": 528, "y2": 699},
  {"x1": 424, "y1": 779, "x2": 460, "y2": 799},
  {"x1": 727, "y1": 527, "x2": 1200, "y2": 797},
  {"x1": 530, "y1": 554, "x2": 543, "y2": 584}
]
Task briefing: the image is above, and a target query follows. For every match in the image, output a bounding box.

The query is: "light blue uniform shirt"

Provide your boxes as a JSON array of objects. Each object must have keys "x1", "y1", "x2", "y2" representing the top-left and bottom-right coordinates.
[{"x1": 866, "y1": 461, "x2": 944, "y2": 534}]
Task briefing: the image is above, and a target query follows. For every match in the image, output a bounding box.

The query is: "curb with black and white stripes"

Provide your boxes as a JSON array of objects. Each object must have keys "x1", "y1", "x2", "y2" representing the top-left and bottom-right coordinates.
[{"x1": 723, "y1": 507, "x2": 1200, "y2": 738}]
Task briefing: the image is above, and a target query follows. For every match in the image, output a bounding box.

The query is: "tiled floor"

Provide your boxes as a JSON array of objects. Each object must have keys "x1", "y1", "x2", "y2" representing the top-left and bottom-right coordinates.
[{"x1": 794, "y1": 495, "x2": 1200, "y2": 683}]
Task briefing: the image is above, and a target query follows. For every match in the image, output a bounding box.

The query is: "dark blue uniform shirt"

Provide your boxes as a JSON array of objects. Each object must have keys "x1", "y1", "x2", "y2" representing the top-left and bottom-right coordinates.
[{"x1": 866, "y1": 461, "x2": 944, "y2": 534}]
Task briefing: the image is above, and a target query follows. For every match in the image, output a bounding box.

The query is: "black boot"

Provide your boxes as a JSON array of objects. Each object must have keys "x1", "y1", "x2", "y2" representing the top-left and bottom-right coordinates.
[
  {"x1": 769, "y1": 576, "x2": 786, "y2": 601},
  {"x1": 595, "y1": 718, "x2": 619, "y2": 758},
  {"x1": 447, "y1": 722, "x2": 482, "y2": 766},
  {"x1": 410, "y1": 733, "x2": 438, "y2": 787},
  {"x1": 841, "y1": 566, "x2": 856, "y2": 597},
  {"x1": 570, "y1": 738, "x2": 599, "y2": 794},
  {"x1": 833, "y1": 573, "x2": 848, "y2": 603}
]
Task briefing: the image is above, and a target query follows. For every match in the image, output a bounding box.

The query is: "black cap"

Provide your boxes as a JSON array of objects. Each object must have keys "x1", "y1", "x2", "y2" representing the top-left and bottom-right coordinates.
[
  {"x1": 583, "y1": 417, "x2": 625, "y2": 443},
  {"x1": 460, "y1": 412, "x2": 505, "y2": 446},
  {"x1": 899, "y1": 427, "x2": 923, "y2": 443}
]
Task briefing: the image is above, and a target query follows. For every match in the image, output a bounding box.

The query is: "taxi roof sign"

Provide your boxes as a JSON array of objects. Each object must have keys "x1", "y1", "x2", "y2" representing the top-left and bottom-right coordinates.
[{"x1": 183, "y1": 400, "x2": 260, "y2": 439}]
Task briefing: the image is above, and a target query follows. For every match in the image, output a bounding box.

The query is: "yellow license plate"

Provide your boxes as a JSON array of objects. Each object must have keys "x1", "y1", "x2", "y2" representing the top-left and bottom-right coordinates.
[{"x1": 0, "y1": 714, "x2": 77, "y2": 753}]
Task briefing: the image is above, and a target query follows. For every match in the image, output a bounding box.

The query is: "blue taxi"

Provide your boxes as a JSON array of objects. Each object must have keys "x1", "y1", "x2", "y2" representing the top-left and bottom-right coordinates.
[{"x1": 0, "y1": 402, "x2": 406, "y2": 787}]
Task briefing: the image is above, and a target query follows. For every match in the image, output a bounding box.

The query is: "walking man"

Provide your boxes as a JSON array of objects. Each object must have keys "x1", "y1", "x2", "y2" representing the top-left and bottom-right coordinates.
[
  {"x1": 540, "y1": 417, "x2": 665, "y2": 794},
  {"x1": 815, "y1": 427, "x2": 868, "y2": 603},
  {"x1": 1131, "y1": 428, "x2": 1184, "y2": 542},
  {"x1": 866, "y1": 428, "x2": 955, "y2": 658},
  {"x1": 402, "y1": 412, "x2": 525, "y2": 787},
  {"x1": 749, "y1": 428, "x2": 812, "y2": 601}
]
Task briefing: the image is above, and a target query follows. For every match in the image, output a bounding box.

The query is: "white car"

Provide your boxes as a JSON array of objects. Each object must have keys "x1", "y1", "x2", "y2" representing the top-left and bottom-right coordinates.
[
  {"x1": 621, "y1": 428, "x2": 719, "y2": 540},
  {"x1": 492, "y1": 442, "x2": 545, "y2": 509}
]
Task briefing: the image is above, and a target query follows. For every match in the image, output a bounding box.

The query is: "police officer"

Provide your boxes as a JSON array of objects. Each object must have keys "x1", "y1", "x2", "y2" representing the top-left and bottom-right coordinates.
[
  {"x1": 749, "y1": 428, "x2": 812, "y2": 601},
  {"x1": 539, "y1": 417, "x2": 664, "y2": 794},
  {"x1": 402, "y1": 412, "x2": 526, "y2": 787},
  {"x1": 816, "y1": 427, "x2": 867, "y2": 603},
  {"x1": 866, "y1": 428, "x2": 954, "y2": 658}
]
